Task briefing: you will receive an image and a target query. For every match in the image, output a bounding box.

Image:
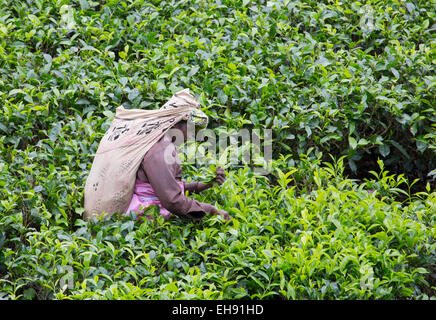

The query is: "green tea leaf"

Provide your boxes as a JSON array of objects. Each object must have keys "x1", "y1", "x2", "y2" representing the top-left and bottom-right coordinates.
[
  {"x1": 379, "y1": 144, "x2": 390, "y2": 157},
  {"x1": 349, "y1": 136, "x2": 357, "y2": 149}
]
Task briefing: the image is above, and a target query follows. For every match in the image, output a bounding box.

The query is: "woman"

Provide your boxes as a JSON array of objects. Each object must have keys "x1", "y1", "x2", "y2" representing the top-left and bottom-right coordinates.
[
  {"x1": 126, "y1": 117, "x2": 230, "y2": 221},
  {"x1": 84, "y1": 89, "x2": 229, "y2": 222}
]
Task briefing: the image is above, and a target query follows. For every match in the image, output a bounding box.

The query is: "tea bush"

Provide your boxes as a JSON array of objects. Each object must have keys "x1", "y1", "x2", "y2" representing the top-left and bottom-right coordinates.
[
  {"x1": 1, "y1": 156, "x2": 435, "y2": 300},
  {"x1": 0, "y1": 0, "x2": 435, "y2": 300}
]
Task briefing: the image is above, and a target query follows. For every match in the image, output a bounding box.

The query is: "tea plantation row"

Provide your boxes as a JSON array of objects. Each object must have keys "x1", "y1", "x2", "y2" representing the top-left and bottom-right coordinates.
[
  {"x1": 0, "y1": 0, "x2": 435, "y2": 299},
  {"x1": 1, "y1": 154, "x2": 435, "y2": 299}
]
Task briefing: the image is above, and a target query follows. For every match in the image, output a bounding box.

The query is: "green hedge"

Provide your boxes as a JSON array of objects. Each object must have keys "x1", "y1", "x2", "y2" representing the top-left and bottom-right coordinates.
[
  {"x1": 0, "y1": 0, "x2": 435, "y2": 300},
  {"x1": 1, "y1": 0, "x2": 434, "y2": 176},
  {"x1": 1, "y1": 156, "x2": 435, "y2": 299}
]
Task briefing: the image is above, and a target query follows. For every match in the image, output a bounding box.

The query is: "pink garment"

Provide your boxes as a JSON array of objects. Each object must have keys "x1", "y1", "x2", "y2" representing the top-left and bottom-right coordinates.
[{"x1": 125, "y1": 179, "x2": 184, "y2": 220}]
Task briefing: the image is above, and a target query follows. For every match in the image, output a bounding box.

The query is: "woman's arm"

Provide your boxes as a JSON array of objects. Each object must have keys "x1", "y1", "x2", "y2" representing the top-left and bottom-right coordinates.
[
  {"x1": 142, "y1": 141, "x2": 218, "y2": 219},
  {"x1": 184, "y1": 182, "x2": 212, "y2": 194}
]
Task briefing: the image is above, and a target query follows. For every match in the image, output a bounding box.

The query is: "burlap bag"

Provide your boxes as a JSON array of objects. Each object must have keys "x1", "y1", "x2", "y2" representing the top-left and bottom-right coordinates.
[{"x1": 84, "y1": 89, "x2": 201, "y2": 220}]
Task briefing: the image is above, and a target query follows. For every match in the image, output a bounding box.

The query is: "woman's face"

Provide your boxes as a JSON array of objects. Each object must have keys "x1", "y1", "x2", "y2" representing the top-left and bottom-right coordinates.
[
  {"x1": 170, "y1": 120, "x2": 204, "y2": 144},
  {"x1": 179, "y1": 121, "x2": 188, "y2": 141},
  {"x1": 170, "y1": 121, "x2": 188, "y2": 143}
]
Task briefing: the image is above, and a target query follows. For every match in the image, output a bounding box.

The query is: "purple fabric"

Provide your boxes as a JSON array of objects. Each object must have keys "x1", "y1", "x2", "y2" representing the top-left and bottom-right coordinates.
[{"x1": 125, "y1": 179, "x2": 184, "y2": 220}]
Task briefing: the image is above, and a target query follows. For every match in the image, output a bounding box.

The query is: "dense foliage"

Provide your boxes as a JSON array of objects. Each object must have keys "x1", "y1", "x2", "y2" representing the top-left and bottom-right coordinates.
[{"x1": 0, "y1": 0, "x2": 434, "y2": 300}]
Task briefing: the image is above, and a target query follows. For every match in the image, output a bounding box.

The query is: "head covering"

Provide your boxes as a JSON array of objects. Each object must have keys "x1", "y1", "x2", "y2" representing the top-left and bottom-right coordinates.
[
  {"x1": 182, "y1": 108, "x2": 208, "y2": 128},
  {"x1": 84, "y1": 88, "x2": 207, "y2": 220}
]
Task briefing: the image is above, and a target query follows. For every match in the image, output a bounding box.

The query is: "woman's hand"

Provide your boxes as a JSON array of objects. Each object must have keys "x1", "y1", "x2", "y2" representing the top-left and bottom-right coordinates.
[
  {"x1": 214, "y1": 166, "x2": 226, "y2": 185},
  {"x1": 211, "y1": 208, "x2": 231, "y2": 221},
  {"x1": 197, "y1": 166, "x2": 226, "y2": 192}
]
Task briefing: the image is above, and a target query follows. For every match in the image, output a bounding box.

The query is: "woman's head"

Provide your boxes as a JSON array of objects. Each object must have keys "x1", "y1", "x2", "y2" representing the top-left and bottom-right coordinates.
[
  {"x1": 169, "y1": 108, "x2": 209, "y2": 144},
  {"x1": 172, "y1": 120, "x2": 188, "y2": 142},
  {"x1": 181, "y1": 109, "x2": 208, "y2": 129}
]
